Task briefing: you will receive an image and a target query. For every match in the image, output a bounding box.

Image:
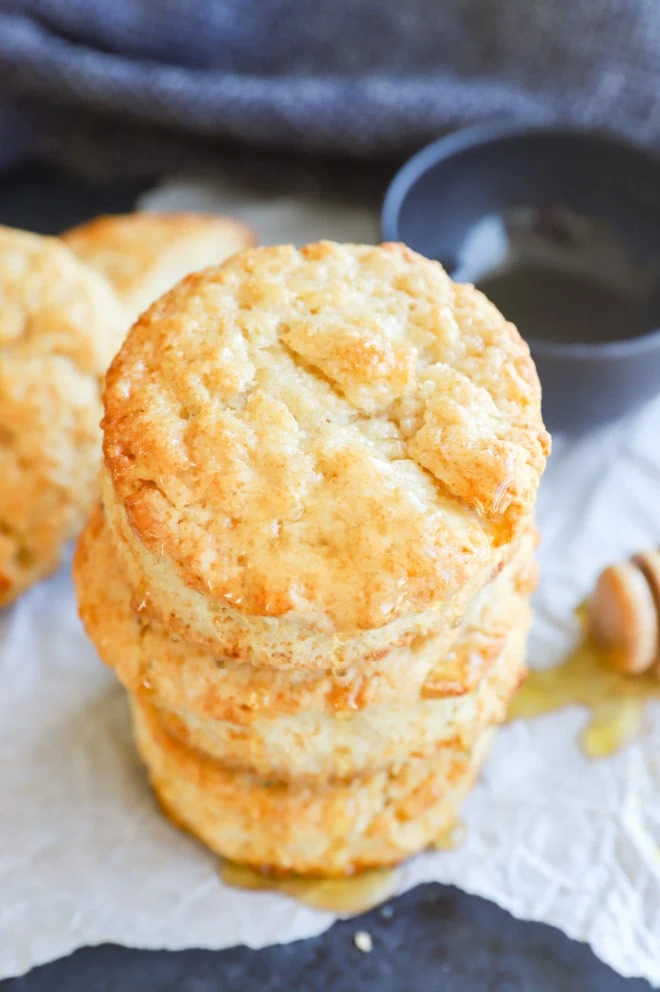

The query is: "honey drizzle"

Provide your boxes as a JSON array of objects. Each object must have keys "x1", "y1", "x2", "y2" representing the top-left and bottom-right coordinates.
[
  {"x1": 508, "y1": 607, "x2": 660, "y2": 757},
  {"x1": 219, "y1": 861, "x2": 401, "y2": 913},
  {"x1": 219, "y1": 820, "x2": 467, "y2": 910},
  {"x1": 432, "y1": 820, "x2": 466, "y2": 850}
]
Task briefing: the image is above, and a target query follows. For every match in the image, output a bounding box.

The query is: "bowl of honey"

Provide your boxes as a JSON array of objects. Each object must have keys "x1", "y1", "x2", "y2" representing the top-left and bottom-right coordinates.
[{"x1": 382, "y1": 124, "x2": 660, "y2": 433}]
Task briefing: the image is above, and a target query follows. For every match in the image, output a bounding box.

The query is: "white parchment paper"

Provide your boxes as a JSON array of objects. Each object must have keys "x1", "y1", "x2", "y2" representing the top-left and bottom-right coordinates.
[{"x1": 2, "y1": 177, "x2": 660, "y2": 984}]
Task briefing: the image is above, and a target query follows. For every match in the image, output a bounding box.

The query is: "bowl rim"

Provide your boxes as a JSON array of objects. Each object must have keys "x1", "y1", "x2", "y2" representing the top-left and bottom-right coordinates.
[{"x1": 381, "y1": 122, "x2": 660, "y2": 358}]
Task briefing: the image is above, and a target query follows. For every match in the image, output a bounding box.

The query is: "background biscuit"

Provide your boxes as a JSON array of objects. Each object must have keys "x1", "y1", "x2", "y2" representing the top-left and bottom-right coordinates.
[
  {"x1": 64, "y1": 211, "x2": 256, "y2": 323},
  {"x1": 0, "y1": 226, "x2": 125, "y2": 604}
]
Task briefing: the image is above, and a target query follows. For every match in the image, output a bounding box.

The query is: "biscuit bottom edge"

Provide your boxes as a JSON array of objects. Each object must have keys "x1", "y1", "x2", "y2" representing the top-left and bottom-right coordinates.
[{"x1": 129, "y1": 693, "x2": 495, "y2": 876}]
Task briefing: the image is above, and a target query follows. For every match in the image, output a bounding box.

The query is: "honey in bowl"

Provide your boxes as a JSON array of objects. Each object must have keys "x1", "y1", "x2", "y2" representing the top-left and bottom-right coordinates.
[{"x1": 454, "y1": 206, "x2": 660, "y2": 347}]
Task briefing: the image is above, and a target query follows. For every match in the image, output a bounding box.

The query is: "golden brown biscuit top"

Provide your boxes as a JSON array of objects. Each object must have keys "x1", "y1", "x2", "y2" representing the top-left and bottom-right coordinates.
[
  {"x1": 103, "y1": 241, "x2": 549, "y2": 632},
  {"x1": 63, "y1": 211, "x2": 255, "y2": 321},
  {"x1": 0, "y1": 225, "x2": 125, "y2": 374}
]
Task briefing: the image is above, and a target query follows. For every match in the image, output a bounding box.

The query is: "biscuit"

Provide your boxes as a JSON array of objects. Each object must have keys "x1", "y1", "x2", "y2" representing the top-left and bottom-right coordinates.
[
  {"x1": 63, "y1": 211, "x2": 255, "y2": 322},
  {"x1": 131, "y1": 694, "x2": 496, "y2": 875},
  {"x1": 75, "y1": 506, "x2": 527, "y2": 778},
  {"x1": 102, "y1": 242, "x2": 549, "y2": 662},
  {"x1": 75, "y1": 504, "x2": 536, "y2": 722},
  {"x1": 102, "y1": 473, "x2": 512, "y2": 669},
  {"x1": 0, "y1": 226, "x2": 126, "y2": 604},
  {"x1": 151, "y1": 622, "x2": 527, "y2": 780}
]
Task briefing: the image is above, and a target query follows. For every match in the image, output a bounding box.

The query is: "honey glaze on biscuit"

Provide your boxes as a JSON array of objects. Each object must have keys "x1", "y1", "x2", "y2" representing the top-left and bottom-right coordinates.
[
  {"x1": 508, "y1": 607, "x2": 660, "y2": 757},
  {"x1": 219, "y1": 861, "x2": 401, "y2": 913}
]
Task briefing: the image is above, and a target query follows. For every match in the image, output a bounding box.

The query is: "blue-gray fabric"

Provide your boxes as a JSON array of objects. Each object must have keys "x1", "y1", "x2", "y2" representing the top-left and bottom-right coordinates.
[{"x1": 0, "y1": 0, "x2": 659, "y2": 172}]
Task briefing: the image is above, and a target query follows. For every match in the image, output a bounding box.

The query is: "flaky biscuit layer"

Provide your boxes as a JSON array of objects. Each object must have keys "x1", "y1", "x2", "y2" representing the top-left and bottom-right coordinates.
[
  {"x1": 103, "y1": 472, "x2": 518, "y2": 668},
  {"x1": 75, "y1": 505, "x2": 532, "y2": 778},
  {"x1": 154, "y1": 623, "x2": 527, "y2": 780},
  {"x1": 131, "y1": 694, "x2": 496, "y2": 875}
]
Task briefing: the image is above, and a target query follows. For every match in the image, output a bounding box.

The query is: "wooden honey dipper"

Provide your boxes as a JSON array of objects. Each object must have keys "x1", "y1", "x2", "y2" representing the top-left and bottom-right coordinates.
[{"x1": 589, "y1": 550, "x2": 660, "y2": 675}]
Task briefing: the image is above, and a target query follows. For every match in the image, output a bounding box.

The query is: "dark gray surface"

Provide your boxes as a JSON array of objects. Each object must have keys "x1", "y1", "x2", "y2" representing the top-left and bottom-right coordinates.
[
  {"x1": 1, "y1": 166, "x2": 653, "y2": 992},
  {"x1": 0, "y1": 163, "x2": 148, "y2": 234},
  {"x1": 1, "y1": 885, "x2": 652, "y2": 991}
]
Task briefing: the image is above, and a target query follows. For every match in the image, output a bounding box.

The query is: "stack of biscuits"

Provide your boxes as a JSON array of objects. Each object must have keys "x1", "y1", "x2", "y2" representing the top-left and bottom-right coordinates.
[{"x1": 74, "y1": 240, "x2": 550, "y2": 875}]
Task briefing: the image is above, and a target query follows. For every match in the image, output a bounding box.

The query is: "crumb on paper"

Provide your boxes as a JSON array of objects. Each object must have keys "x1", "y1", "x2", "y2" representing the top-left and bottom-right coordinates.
[{"x1": 354, "y1": 930, "x2": 373, "y2": 953}]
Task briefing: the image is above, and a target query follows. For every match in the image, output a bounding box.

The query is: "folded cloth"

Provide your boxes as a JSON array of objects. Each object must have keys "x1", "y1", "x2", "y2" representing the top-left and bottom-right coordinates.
[{"x1": 0, "y1": 0, "x2": 658, "y2": 174}]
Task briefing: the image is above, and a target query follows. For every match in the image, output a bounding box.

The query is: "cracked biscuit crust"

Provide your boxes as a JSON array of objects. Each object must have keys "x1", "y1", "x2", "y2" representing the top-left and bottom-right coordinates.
[
  {"x1": 64, "y1": 211, "x2": 256, "y2": 322},
  {"x1": 103, "y1": 242, "x2": 549, "y2": 637},
  {"x1": 0, "y1": 226, "x2": 126, "y2": 604}
]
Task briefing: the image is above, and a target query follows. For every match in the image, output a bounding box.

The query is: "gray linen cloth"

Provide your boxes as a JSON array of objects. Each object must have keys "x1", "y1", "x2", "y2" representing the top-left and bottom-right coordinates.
[{"x1": 0, "y1": 0, "x2": 658, "y2": 174}]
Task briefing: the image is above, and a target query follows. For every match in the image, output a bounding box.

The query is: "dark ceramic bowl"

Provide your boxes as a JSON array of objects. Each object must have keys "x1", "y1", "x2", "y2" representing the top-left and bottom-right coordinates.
[{"x1": 381, "y1": 124, "x2": 660, "y2": 433}]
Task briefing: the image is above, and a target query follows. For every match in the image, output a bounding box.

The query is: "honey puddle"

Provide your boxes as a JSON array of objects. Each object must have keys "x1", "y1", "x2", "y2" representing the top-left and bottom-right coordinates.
[
  {"x1": 219, "y1": 860, "x2": 401, "y2": 913},
  {"x1": 432, "y1": 820, "x2": 466, "y2": 850},
  {"x1": 508, "y1": 607, "x2": 660, "y2": 757},
  {"x1": 220, "y1": 822, "x2": 467, "y2": 911},
  {"x1": 218, "y1": 607, "x2": 660, "y2": 912}
]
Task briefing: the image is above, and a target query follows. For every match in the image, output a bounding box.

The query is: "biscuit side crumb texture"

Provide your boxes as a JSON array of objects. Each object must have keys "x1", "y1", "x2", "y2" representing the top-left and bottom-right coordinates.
[
  {"x1": 129, "y1": 694, "x2": 496, "y2": 875},
  {"x1": 73, "y1": 505, "x2": 531, "y2": 781},
  {"x1": 102, "y1": 241, "x2": 549, "y2": 634},
  {"x1": 74, "y1": 503, "x2": 537, "y2": 720},
  {"x1": 0, "y1": 225, "x2": 126, "y2": 603}
]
